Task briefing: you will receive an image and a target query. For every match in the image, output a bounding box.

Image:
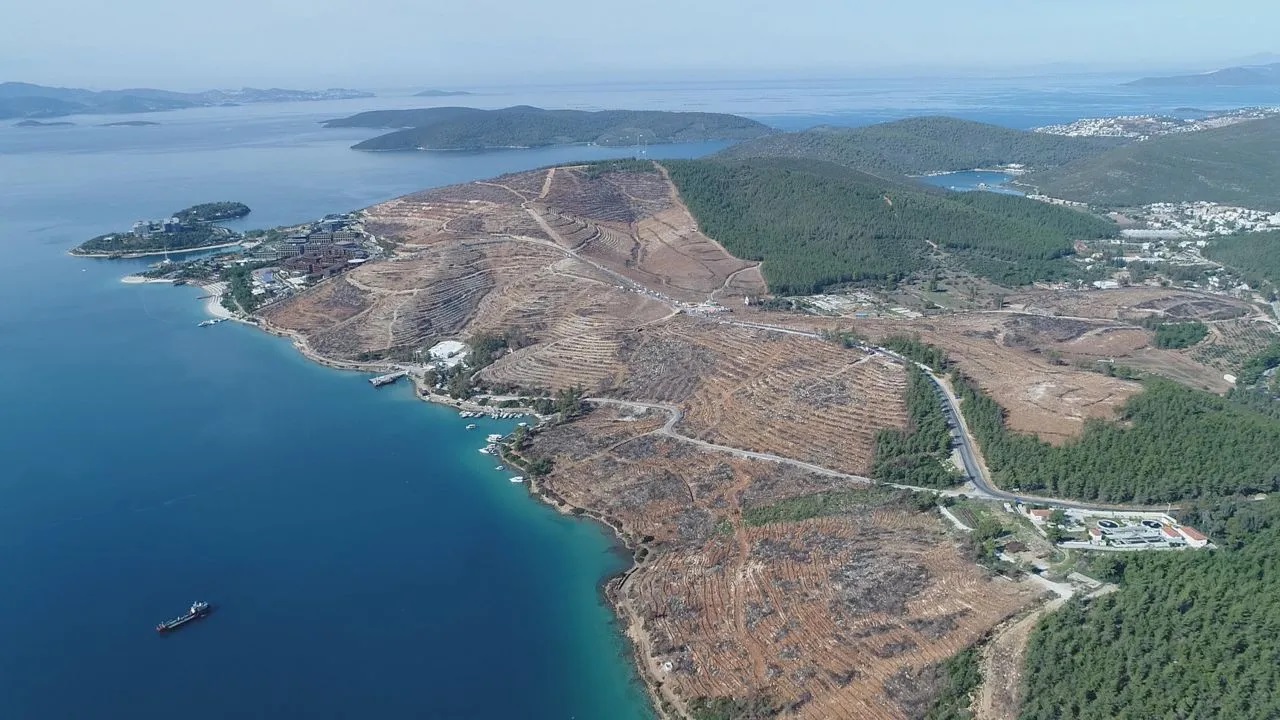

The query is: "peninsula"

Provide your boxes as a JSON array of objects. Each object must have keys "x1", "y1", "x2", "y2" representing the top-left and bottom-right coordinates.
[
  {"x1": 125, "y1": 112, "x2": 1280, "y2": 720},
  {"x1": 323, "y1": 106, "x2": 775, "y2": 151},
  {"x1": 1126, "y1": 61, "x2": 1280, "y2": 87},
  {"x1": 0, "y1": 81, "x2": 374, "y2": 120},
  {"x1": 73, "y1": 202, "x2": 250, "y2": 256}
]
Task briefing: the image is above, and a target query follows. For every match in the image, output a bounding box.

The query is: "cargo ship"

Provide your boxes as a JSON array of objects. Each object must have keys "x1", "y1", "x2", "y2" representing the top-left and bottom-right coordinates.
[{"x1": 156, "y1": 601, "x2": 211, "y2": 634}]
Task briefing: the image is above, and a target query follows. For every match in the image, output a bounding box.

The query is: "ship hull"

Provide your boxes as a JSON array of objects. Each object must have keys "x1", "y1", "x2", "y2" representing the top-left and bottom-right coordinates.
[{"x1": 156, "y1": 606, "x2": 212, "y2": 633}]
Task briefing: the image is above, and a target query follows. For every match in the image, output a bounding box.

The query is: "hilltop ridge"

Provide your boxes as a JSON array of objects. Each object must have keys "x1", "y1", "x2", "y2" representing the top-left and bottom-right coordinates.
[
  {"x1": 718, "y1": 116, "x2": 1128, "y2": 177},
  {"x1": 1027, "y1": 115, "x2": 1280, "y2": 210},
  {"x1": 323, "y1": 106, "x2": 775, "y2": 150}
]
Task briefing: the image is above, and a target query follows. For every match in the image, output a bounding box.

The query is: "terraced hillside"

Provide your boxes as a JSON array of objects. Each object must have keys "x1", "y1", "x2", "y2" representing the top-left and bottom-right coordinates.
[
  {"x1": 258, "y1": 161, "x2": 1042, "y2": 719},
  {"x1": 262, "y1": 163, "x2": 767, "y2": 367},
  {"x1": 534, "y1": 408, "x2": 1037, "y2": 720}
]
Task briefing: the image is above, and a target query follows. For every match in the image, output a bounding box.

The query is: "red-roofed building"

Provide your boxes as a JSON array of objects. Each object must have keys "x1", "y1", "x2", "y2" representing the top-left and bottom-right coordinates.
[
  {"x1": 1177, "y1": 526, "x2": 1209, "y2": 548},
  {"x1": 1028, "y1": 508, "x2": 1053, "y2": 524},
  {"x1": 1088, "y1": 527, "x2": 1104, "y2": 545},
  {"x1": 1160, "y1": 526, "x2": 1184, "y2": 544}
]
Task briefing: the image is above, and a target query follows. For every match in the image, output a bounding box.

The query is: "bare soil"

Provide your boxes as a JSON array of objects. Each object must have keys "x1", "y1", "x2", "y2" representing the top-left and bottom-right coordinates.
[
  {"x1": 258, "y1": 164, "x2": 1139, "y2": 718},
  {"x1": 533, "y1": 409, "x2": 1037, "y2": 720}
]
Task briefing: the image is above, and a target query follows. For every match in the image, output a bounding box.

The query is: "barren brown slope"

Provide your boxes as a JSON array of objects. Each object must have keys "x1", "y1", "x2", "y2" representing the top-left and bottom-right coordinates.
[
  {"x1": 533, "y1": 407, "x2": 1038, "y2": 720},
  {"x1": 734, "y1": 292, "x2": 1246, "y2": 446},
  {"x1": 259, "y1": 163, "x2": 1037, "y2": 719},
  {"x1": 262, "y1": 164, "x2": 765, "y2": 367}
]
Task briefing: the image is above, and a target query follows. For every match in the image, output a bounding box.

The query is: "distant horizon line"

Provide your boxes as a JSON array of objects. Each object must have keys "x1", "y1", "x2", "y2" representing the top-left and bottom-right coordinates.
[{"x1": 6, "y1": 54, "x2": 1278, "y2": 94}]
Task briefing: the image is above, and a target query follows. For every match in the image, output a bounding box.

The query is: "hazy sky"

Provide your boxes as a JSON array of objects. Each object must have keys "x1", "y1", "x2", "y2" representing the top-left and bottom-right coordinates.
[{"x1": 3, "y1": 0, "x2": 1276, "y2": 88}]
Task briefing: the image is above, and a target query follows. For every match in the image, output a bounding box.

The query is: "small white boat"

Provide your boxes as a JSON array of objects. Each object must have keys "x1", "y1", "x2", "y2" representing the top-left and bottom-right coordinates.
[
  {"x1": 509, "y1": 476, "x2": 525, "y2": 483},
  {"x1": 479, "y1": 447, "x2": 493, "y2": 455},
  {"x1": 495, "y1": 465, "x2": 506, "y2": 471},
  {"x1": 465, "y1": 423, "x2": 477, "y2": 430},
  {"x1": 486, "y1": 434, "x2": 504, "y2": 442}
]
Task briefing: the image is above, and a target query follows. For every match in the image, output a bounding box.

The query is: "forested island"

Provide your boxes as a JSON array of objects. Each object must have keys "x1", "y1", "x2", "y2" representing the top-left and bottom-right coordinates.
[
  {"x1": 72, "y1": 201, "x2": 250, "y2": 256},
  {"x1": 323, "y1": 106, "x2": 775, "y2": 150}
]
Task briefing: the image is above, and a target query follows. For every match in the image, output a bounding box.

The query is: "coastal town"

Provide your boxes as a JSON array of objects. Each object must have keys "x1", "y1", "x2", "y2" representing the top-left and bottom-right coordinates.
[
  {"x1": 1122, "y1": 201, "x2": 1280, "y2": 237},
  {"x1": 1033, "y1": 106, "x2": 1280, "y2": 139}
]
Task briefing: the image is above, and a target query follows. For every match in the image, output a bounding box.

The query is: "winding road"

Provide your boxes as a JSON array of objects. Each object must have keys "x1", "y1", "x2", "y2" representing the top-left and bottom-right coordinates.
[
  {"x1": 585, "y1": 318, "x2": 1160, "y2": 513},
  {"x1": 584, "y1": 397, "x2": 879, "y2": 485}
]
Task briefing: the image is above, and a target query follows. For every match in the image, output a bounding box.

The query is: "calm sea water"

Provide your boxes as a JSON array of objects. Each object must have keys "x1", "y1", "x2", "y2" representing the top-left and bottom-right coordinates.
[
  {"x1": 917, "y1": 170, "x2": 1022, "y2": 195},
  {"x1": 1, "y1": 76, "x2": 1275, "y2": 719}
]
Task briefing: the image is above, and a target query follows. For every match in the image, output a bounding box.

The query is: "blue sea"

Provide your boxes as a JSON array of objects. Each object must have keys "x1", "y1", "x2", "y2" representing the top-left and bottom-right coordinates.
[
  {"x1": 917, "y1": 170, "x2": 1022, "y2": 195},
  {"x1": 1, "y1": 75, "x2": 1276, "y2": 719}
]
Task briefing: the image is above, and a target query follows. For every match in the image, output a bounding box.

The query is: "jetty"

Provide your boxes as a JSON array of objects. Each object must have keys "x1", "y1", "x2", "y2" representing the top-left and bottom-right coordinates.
[{"x1": 369, "y1": 371, "x2": 406, "y2": 388}]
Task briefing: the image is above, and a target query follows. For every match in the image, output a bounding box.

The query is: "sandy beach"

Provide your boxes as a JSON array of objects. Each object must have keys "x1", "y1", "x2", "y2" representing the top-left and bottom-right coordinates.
[{"x1": 200, "y1": 282, "x2": 236, "y2": 319}]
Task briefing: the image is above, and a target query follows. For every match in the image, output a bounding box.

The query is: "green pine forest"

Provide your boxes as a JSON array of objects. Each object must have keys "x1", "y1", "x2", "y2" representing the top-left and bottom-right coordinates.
[
  {"x1": 717, "y1": 116, "x2": 1127, "y2": 177},
  {"x1": 872, "y1": 365, "x2": 956, "y2": 487},
  {"x1": 955, "y1": 375, "x2": 1280, "y2": 503},
  {"x1": 915, "y1": 340, "x2": 1280, "y2": 719},
  {"x1": 1021, "y1": 502, "x2": 1280, "y2": 720},
  {"x1": 1204, "y1": 230, "x2": 1280, "y2": 293},
  {"x1": 662, "y1": 157, "x2": 1117, "y2": 294}
]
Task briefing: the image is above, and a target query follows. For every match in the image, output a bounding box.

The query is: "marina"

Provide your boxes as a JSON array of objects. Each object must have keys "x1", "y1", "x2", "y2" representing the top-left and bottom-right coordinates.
[{"x1": 460, "y1": 410, "x2": 526, "y2": 419}]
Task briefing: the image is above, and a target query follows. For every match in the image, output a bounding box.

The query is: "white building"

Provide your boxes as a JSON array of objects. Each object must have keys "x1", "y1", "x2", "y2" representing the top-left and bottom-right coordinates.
[{"x1": 428, "y1": 340, "x2": 469, "y2": 369}]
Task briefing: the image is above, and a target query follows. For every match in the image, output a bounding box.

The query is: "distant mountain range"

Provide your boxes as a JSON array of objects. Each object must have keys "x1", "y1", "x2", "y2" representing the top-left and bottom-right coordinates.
[
  {"x1": 323, "y1": 106, "x2": 776, "y2": 151},
  {"x1": 414, "y1": 89, "x2": 473, "y2": 97},
  {"x1": 1126, "y1": 62, "x2": 1280, "y2": 87},
  {"x1": 0, "y1": 82, "x2": 374, "y2": 120}
]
